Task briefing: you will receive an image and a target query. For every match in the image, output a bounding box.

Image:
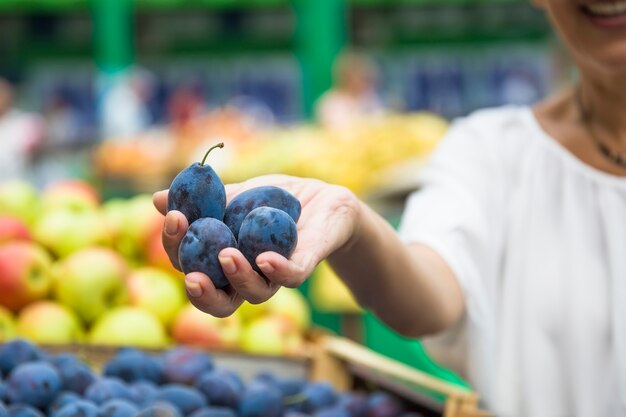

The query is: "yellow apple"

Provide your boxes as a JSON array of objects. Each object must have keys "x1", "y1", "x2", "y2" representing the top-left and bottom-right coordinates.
[
  {"x1": 16, "y1": 301, "x2": 84, "y2": 344},
  {"x1": 89, "y1": 306, "x2": 169, "y2": 349},
  {"x1": 0, "y1": 306, "x2": 16, "y2": 342},
  {"x1": 127, "y1": 267, "x2": 186, "y2": 327},
  {"x1": 41, "y1": 179, "x2": 100, "y2": 213},
  {"x1": 240, "y1": 316, "x2": 304, "y2": 356},
  {"x1": 0, "y1": 180, "x2": 41, "y2": 226}
]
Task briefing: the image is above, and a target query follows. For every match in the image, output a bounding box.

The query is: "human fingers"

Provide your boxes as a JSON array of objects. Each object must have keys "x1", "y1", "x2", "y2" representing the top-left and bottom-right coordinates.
[
  {"x1": 254, "y1": 250, "x2": 317, "y2": 288},
  {"x1": 184, "y1": 272, "x2": 244, "y2": 318},
  {"x1": 162, "y1": 210, "x2": 188, "y2": 271},
  {"x1": 152, "y1": 190, "x2": 168, "y2": 215},
  {"x1": 218, "y1": 247, "x2": 281, "y2": 304}
]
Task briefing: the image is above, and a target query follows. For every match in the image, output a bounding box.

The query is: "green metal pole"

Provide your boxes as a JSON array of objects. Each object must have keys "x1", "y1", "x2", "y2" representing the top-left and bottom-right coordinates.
[
  {"x1": 92, "y1": 0, "x2": 134, "y2": 74},
  {"x1": 294, "y1": 0, "x2": 348, "y2": 120}
]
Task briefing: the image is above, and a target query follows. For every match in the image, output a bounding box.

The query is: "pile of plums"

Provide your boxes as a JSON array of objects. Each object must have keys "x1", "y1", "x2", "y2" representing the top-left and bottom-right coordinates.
[
  {"x1": 167, "y1": 144, "x2": 301, "y2": 287},
  {"x1": 0, "y1": 339, "x2": 424, "y2": 417}
]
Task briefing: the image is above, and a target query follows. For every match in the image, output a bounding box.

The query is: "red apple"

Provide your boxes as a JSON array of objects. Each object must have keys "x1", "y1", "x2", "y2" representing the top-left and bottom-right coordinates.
[
  {"x1": 16, "y1": 300, "x2": 84, "y2": 344},
  {"x1": 0, "y1": 242, "x2": 52, "y2": 312},
  {"x1": 52, "y1": 247, "x2": 128, "y2": 324},
  {"x1": 145, "y1": 232, "x2": 182, "y2": 277},
  {"x1": 41, "y1": 179, "x2": 100, "y2": 212},
  {"x1": 172, "y1": 304, "x2": 241, "y2": 350},
  {"x1": 0, "y1": 216, "x2": 32, "y2": 245},
  {"x1": 127, "y1": 267, "x2": 186, "y2": 327}
]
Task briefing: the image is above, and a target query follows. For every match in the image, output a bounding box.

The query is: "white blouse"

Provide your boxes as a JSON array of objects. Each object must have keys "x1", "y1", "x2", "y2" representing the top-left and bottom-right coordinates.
[{"x1": 398, "y1": 106, "x2": 626, "y2": 417}]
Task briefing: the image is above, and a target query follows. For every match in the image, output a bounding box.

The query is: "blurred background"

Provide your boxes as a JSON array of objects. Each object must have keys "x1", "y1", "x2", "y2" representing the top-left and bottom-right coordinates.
[{"x1": 0, "y1": 0, "x2": 574, "y2": 391}]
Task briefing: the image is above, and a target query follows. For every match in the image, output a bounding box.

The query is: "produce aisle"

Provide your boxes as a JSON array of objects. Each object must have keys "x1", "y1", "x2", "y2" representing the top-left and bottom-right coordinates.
[{"x1": 0, "y1": 1, "x2": 567, "y2": 415}]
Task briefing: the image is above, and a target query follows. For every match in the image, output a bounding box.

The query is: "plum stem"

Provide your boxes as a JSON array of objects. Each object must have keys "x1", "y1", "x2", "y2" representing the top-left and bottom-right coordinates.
[{"x1": 201, "y1": 142, "x2": 224, "y2": 166}]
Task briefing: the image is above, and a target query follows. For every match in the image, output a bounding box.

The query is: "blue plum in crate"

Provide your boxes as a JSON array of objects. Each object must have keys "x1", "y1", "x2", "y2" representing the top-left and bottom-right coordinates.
[
  {"x1": 0, "y1": 340, "x2": 44, "y2": 375},
  {"x1": 276, "y1": 377, "x2": 307, "y2": 398},
  {"x1": 162, "y1": 348, "x2": 214, "y2": 385},
  {"x1": 99, "y1": 399, "x2": 139, "y2": 417},
  {"x1": 168, "y1": 143, "x2": 227, "y2": 224},
  {"x1": 0, "y1": 403, "x2": 6, "y2": 417},
  {"x1": 337, "y1": 392, "x2": 369, "y2": 417},
  {"x1": 314, "y1": 407, "x2": 351, "y2": 417},
  {"x1": 50, "y1": 400, "x2": 98, "y2": 417},
  {"x1": 238, "y1": 384, "x2": 283, "y2": 417},
  {"x1": 136, "y1": 401, "x2": 182, "y2": 417},
  {"x1": 298, "y1": 382, "x2": 339, "y2": 413},
  {"x1": 103, "y1": 349, "x2": 163, "y2": 384},
  {"x1": 51, "y1": 357, "x2": 95, "y2": 395},
  {"x1": 84, "y1": 377, "x2": 133, "y2": 405},
  {"x1": 129, "y1": 381, "x2": 159, "y2": 406},
  {"x1": 6, "y1": 404, "x2": 45, "y2": 417},
  {"x1": 154, "y1": 384, "x2": 206, "y2": 416},
  {"x1": 5, "y1": 361, "x2": 61, "y2": 409},
  {"x1": 47, "y1": 391, "x2": 81, "y2": 415},
  {"x1": 224, "y1": 186, "x2": 301, "y2": 239},
  {"x1": 238, "y1": 207, "x2": 297, "y2": 276},
  {"x1": 178, "y1": 218, "x2": 237, "y2": 289},
  {"x1": 189, "y1": 407, "x2": 238, "y2": 417},
  {"x1": 365, "y1": 392, "x2": 403, "y2": 417},
  {"x1": 194, "y1": 370, "x2": 242, "y2": 409}
]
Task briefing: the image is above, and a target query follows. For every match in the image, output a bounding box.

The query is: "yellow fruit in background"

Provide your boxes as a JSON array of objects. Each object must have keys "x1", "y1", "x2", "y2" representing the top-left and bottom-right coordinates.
[
  {"x1": 127, "y1": 267, "x2": 186, "y2": 327},
  {"x1": 0, "y1": 180, "x2": 41, "y2": 226},
  {"x1": 89, "y1": 306, "x2": 169, "y2": 349},
  {"x1": 16, "y1": 301, "x2": 83, "y2": 345},
  {"x1": 264, "y1": 287, "x2": 311, "y2": 332},
  {"x1": 240, "y1": 316, "x2": 303, "y2": 356},
  {"x1": 310, "y1": 261, "x2": 362, "y2": 314},
  {"x1": 172, "y1": 303, "x2": 241, "y2": 349},
  {"x1": 0, "y1": 306, "x2": 16, "y2": 342}
]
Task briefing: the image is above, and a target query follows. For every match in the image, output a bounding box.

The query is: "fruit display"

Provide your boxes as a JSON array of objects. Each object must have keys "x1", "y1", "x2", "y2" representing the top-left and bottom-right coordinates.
[
  {"x1": 0, "y1": 179, "x2": 311, "y2": 355},
  {"x1": 95, "y1": 111, "x2": 449, "y2": 198},
  {"x1": 0, "y1": 339, "x2": 427, "y2": 417}
]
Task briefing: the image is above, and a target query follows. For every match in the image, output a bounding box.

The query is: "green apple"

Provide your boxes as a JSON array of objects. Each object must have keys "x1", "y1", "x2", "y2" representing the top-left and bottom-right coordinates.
[
  {"x1": 16, "y1": 300, "x2": 84, "y2": 344},
  {"x1": 0, "y1": 180, "x2": 41, "y2": 226},
  {"x1": 52, "y1": 247, "x2": 128, "y2": 323},
  {"x1": 114, "y1": 194, "x2": 164, "y2": 261},
  {"x1": 240, "y1": 316, "x2": 304, "y2": 356},
  {"x1": 172, "y1": 303, "x2": 241, "y2": 349},
  {"x1": 34, "y1": 209, "x2": 112, "y2": 258},
  {"x1": 127, "y1": 267, "x2": 186, "y2": 327},
  {"x1": 0, "y1": 306, "x2": 16, "y2": 342},
  {"x1": 0, "y1": 242, "x2": 52, "y2": 312},
  {"x1": 89, "y1": 306, "x2": 169, "y2": 349},
  {"x1": 41, "y1": 179, "x2": 100, "y2": 213}
]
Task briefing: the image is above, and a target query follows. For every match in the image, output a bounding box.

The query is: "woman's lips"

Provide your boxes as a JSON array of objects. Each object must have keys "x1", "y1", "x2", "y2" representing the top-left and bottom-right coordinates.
[{"x1": 581, "y1": 1, "x2": 626, "y2": 27}]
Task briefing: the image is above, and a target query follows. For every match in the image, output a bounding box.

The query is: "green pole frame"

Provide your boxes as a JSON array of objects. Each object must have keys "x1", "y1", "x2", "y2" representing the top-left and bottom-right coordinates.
[
  {"x1": 92, "y1": 0, "x2": 134, "y2": 74},
  {"x1": 294, "y1": 0, "x2": 348, "y2": 120}
]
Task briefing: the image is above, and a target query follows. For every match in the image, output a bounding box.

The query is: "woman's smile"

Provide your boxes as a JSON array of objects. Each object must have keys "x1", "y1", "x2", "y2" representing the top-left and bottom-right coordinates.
[{"x1": 580, "y1": 1, "x2": 626, "y2": 27}]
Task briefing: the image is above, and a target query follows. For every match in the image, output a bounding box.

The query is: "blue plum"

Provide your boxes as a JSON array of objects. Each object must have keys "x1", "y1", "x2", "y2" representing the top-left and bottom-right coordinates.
[
  {"x1": 99, "y1": 399, "x2": 139, "y2": 417},
  {"x1": 298, "y1": 382, "x2": 339, "y2": 414},
  {"x1": 314, "y1": 407, "x2": 351, "y2": 417},
  {"x1": 178, "y1": 218, "x2": 237, "y2": 289},
  {"x1": 47, "y1": 391, "x2": 81, "y2": 415},
  {"x1": 5, "y1": 361, "x2": 61, "y2": 409},
  {"x1": 84, "y1": 377, "x2": 133, "y2": 405},
  {"x1": 189, "y1": 407, "x2": 238, "y2": 417},
  {"x1": 50, "y1": 400, "x2": 99, "y2": 417},
  {"x1": 136, "y1": 401, "x2": 183, "y2": 417},
  {"x1": 51, "y1": 357, "x2": 95, "y2": 395},
  {"x1": 129, "y1": 381, "x2": 159, "y2": 406},
  {"x1": 224, "y1": 186, "x2": 301, "y2": 239},
  {"x1": 238, "y1": 207, "x2": 297, "y2": 276},
  {"x1": 276, "y1": 377, "x2": 307, "y2": 398},
  {"x1": 0, "y1": 403, "x2": 6, "y2": 417},
  {"x1": 167, "y1": 143, "x2": 226, "y2": 224},
  {"x1": 365, "y1": 392, "x2": 403, "y2": 417},
  {"x1": 0, "y1": 340, "x2": 44, "y2": 375},
  {"x1": 0, "y1": 380, "x2": 5, "y2": 401},
  {"x1": 161, "y1": 348, "x2": 214, "y2": 385},
  {"x1": 103, "y1": 349, "x2": 163, "y2": 384},
  {"x1": 154, "y1": 384, "x2": 206, "y2": 416},
  {"x1": 337, "y1": 393, "x2": 368, "y2": 417},
  {"x1": 194, "y1": 370, "x2": 242, "y2": 409},
  {"x1": 238, "y1": 384, "x2": 283, "y2": 417},
  {"x1": 6, "y1": 404, "x2": 45, "y2": 417}
]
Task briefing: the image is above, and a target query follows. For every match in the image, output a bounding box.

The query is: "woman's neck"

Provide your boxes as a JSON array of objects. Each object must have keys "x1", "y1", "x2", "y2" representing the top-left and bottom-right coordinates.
[{"x1": 578, "y1": 73, "x2": 626, "y2": 148}]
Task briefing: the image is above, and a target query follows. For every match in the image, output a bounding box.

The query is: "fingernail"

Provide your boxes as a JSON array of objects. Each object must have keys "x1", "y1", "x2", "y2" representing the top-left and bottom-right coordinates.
[
  {"x1": 165, "y1": 213, "x2": 179, "y2": 236},
  {"x1": 185, "y1": 276, "x2": 203, "y2": 298},
  {"x1": 219, "y1": 256, "x2": 237, "y2": 274},
  {"x1": 258, "y1": 262, "x2": 274, "y2": 274}
]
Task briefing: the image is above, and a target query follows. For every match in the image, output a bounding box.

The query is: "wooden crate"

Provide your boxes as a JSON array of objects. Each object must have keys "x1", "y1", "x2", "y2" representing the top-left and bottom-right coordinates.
[{"x1": 42, "y1": 335, "x2": 492, "y2": 417}]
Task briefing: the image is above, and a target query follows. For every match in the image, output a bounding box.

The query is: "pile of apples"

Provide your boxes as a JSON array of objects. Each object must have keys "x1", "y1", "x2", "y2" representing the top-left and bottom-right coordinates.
[{"x1": 0, "y1": 179, "x2": 311, "y2": 356}]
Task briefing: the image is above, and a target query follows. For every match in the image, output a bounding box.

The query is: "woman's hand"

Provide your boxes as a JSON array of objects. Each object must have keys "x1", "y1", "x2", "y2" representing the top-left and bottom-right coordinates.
[{"x1": 152, "y1": 174, "x2": 361, "y2": 317}]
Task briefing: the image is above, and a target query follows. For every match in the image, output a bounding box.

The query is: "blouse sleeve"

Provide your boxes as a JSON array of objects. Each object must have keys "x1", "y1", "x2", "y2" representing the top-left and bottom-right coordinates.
[{"x1": 397, "y1": 112, "x2": 507, "y2": 376}]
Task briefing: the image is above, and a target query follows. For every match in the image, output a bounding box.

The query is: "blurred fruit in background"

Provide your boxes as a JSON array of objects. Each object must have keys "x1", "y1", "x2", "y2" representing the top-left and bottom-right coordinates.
[
  {"x1": 310, "y1": 261, "x2": 362, "y2": 314},
  {"x1": 0, "y1": 178, "x2": 313, "y2": 352},
  {"x1": 0, "y1": 180, "x2": 41, "y2": 226},
  {"x1": 0, "y1": 242, "x2": 52, "y2": 312}
]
